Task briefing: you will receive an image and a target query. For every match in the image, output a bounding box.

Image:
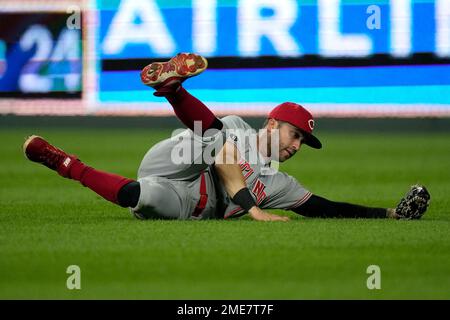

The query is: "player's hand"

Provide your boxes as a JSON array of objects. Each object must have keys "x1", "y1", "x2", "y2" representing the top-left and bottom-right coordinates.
[{"x1": 248, "y1": 207, "x2": 290, "y2": 222}]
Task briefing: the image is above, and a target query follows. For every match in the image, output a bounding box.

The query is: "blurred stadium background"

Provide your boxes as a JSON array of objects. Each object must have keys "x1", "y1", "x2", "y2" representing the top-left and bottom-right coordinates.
[
  {"x1": 1, "y1": 0, "x2": 450, "y2": 300},
  {"x1": 1, "y1": 0, "x2": 450, "y2": 117}
]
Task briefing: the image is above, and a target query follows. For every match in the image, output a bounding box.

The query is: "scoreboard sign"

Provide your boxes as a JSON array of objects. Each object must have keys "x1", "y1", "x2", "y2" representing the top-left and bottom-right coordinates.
[
  {"x1": 98, "y1": 0, "x2": 450, "y2": 59},
  {"x1": 94, "y1": 0, "x2": 450, "y2": 116},
  {"x1": 0, "y1": 12, "x2": 82, "y2": 97}
]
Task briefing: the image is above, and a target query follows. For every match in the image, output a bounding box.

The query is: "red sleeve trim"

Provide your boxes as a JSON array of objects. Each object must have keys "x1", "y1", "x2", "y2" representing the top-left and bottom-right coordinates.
[
  {"x1": 224, "y1": 207, "x2": 243, "y2": 219},
  {"x1": 288, "y1": 192, "x2": 313, "y2": 210}
]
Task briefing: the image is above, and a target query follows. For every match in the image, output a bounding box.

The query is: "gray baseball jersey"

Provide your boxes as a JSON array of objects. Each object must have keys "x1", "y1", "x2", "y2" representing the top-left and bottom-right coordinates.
[{"x1": 131, "y1": 115, "x2": 311, "y2": 220}]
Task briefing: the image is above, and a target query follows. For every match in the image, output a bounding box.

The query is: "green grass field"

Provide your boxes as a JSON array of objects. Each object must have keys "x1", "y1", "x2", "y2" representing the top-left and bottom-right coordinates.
[{"x1": 0, "y1": 127, "x2": 449, "y2": 299}]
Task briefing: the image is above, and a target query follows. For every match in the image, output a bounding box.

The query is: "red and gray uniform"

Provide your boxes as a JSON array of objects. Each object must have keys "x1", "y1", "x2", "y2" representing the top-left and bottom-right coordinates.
[
  {"x1": 131, "y1": 115, "x2": 311, "y2": 220},
  {"x1": 218, "y1": 116, "x2": 311, "y2": 219}
]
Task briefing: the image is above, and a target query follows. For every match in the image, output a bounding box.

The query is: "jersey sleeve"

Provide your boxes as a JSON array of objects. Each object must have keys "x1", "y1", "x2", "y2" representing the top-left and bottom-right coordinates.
[
  {"x1": 220, "y1": 115, "x2": 255, "y2": 155},
  {"x1": 261, "y1": 172, "x2": 312, "y2": 210},
  {"x1": 220, "y1": 115, "x2": 253, "y2": 131}
]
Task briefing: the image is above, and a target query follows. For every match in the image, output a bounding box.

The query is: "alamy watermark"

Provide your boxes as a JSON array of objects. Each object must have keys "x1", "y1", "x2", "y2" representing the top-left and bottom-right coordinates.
[
  {"x1": 66, "y1": 265, "x2": 81, "y2": 290},
  {"x1": 66, "y1": 5, "x2": 81, "y2": 30},
  {"x1": 366, "y1": 265, "x2": 381, "y2": 290},
  {"x1": 367, "y1": 5, "x2": 381, "y2": 30}
]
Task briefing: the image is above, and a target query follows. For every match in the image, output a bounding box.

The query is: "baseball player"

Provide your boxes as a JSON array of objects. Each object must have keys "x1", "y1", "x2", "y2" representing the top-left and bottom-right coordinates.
[{"x1": 23, "y1": 53, "x2": 430, "y2": 221}]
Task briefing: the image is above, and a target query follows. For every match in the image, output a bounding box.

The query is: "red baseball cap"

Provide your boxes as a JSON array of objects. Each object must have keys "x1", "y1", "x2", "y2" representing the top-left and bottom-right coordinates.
[{"x1": 268, "y1": 102, "x2": 322, "y2": 149}]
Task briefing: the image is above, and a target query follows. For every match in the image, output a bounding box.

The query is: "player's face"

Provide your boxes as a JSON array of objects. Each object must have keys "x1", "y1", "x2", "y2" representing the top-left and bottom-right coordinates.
[{"x1": 277, "y1": 122, "x2": 303, "y2": 162}]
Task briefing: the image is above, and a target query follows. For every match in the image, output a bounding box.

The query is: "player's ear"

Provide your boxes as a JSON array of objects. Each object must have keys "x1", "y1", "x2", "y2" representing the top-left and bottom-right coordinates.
[{"x1": 267, "y1": 118, "x2": 277, "y2": 131}]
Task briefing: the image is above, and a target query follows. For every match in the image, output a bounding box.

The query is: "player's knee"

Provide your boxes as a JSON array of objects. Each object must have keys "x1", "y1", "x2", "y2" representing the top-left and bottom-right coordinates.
[
  {"x1": 131, "y1": 178, "x2": 183, "y2": 220},
  {"x1": 117, "y1": 181, "x2": 140, "y2": 208}
]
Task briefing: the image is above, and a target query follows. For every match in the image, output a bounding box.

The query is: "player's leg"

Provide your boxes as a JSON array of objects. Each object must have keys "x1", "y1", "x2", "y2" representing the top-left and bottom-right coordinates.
[
  {"x1": 139, "y1": 53, "x2": 228, "y2": 181},
  {"x1": 141, "y1": 53, "x2": 223, "y2": 135},
  {"x1": 23, "y1": 135, "x2": 139, "y2": 208},
  {"x1": 131, "y1": 176, "x2": 195, "y2": 220}
]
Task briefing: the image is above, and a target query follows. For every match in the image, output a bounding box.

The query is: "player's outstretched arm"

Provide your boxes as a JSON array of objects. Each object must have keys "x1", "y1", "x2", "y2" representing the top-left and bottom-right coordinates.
[
  {"x1": 214, "y1": 142, "x2": 289, "y2": 222},
  {"x1": 292, "y1": 185, "x2": 430, "y2": 220},
  {"x1": 292, "y1": 194, "x2": 392, "y2": 219}
]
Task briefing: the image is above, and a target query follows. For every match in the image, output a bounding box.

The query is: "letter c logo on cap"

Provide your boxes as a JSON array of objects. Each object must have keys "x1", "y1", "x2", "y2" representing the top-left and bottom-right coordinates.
[{"x1": 308, "y1": 120, "x2": 315, "y2": 130}]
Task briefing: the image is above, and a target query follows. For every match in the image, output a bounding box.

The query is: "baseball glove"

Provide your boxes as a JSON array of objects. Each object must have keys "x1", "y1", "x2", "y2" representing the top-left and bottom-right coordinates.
[{"x1": 395, "y1": 184, "x2": 430, "y2": 220}]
